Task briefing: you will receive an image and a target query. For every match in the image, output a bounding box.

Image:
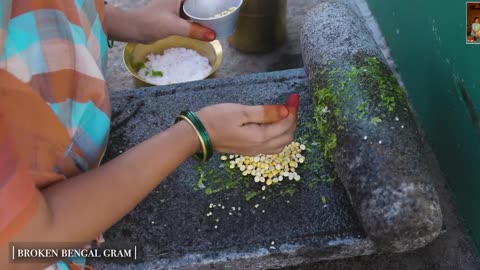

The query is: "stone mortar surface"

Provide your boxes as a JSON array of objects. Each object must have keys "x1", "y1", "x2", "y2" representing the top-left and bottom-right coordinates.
[{"x1": 90, "y1": 69, "x2": 376, "y2": 270}]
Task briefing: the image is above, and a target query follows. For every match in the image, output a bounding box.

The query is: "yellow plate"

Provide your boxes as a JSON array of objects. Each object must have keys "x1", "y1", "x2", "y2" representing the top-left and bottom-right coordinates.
[{"x1": 123, "y1": 36, "x2": 223, "y2": 87}]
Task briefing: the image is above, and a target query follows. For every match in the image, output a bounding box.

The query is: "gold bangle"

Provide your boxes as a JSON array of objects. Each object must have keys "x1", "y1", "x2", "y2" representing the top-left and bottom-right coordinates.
[{"x1": 176, "y1": 115, "x2": 207, "y2": 162}]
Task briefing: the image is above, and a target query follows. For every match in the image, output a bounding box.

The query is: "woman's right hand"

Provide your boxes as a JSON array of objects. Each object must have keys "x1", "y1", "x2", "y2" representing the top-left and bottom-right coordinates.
[{"x1": 196, "y1": 94, "x2": 300, "y2": 156}]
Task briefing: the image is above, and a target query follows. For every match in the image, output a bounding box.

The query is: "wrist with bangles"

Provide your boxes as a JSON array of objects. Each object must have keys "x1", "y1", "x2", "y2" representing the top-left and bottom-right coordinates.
[{"x1": 175, "y1": 110, "x2": 213, "y2": 162}]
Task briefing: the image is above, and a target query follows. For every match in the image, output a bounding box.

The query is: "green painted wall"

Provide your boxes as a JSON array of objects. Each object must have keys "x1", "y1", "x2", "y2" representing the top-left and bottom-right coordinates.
[{"x1": 366, "y1": 0, "x2": 480, "y2": 251}]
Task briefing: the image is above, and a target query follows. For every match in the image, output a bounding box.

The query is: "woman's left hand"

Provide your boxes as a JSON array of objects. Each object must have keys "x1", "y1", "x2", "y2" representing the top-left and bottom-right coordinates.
[
  {"x1": 105, "y1": 0, "x2": 216, "y2": 44},
  {"x1": 137, "y1": 0, "x2": 216, "y2": 43}
]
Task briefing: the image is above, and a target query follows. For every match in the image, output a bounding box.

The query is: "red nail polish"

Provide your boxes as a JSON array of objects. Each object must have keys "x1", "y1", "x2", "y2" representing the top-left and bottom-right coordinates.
[
  {"x1": 205, "y1": 30, "x2": 216, "y2": 41},
  {"x1": 286, "y1": 93, "x2": 300, "y2": 111}
]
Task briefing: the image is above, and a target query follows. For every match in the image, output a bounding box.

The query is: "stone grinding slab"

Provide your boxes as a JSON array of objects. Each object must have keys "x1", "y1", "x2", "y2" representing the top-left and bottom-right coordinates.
[{"x1": 89, "y1": 69, "x2": 375, "y2": 270}]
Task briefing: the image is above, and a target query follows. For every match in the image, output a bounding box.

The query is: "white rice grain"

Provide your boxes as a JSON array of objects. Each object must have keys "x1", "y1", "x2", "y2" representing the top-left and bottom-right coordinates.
[{"x1": 138, "y1": 48, "x2": 212, "y2": 85}]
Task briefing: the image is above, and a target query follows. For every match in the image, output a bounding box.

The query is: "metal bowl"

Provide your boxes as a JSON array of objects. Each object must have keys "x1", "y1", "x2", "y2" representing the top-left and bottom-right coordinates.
[
  {"x1": 123, "y1": 36, "x2": 223, "y2": 87},
  {"x1": 183, "y1": 0, "x2": 243, "y2": 39}
]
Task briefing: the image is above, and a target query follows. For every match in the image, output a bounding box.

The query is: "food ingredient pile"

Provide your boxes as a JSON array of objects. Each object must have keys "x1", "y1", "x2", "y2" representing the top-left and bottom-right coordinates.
[
  {"x1": 138, "y1": 48, "x2": 212, "y2": 85},
  {"x1": 221, "y1": 141, "x2": 306, "y2": 191}
]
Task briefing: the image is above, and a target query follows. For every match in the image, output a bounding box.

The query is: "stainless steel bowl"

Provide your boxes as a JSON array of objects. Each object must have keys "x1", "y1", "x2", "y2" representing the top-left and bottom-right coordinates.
[{"x1": 183, "y1": 0, "x2": 243, "y2": 39}]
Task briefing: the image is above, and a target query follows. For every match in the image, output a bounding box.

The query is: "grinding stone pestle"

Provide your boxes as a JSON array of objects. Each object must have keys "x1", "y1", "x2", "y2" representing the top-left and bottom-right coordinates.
[{"x1": 301, "y1": 1, "x2": 443, "y2": 252}]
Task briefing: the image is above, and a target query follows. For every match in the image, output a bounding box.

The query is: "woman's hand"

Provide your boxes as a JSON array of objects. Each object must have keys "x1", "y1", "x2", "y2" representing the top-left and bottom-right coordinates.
[
  {"x1": 138, "y1": 0, "x2": 216, "y2": 42},
  {"x1": 196, "y1": 94, "x2": 300, "y2": 156},
  {"x1": 105, "y1": 0, "x2": 216, "y2": 44}
]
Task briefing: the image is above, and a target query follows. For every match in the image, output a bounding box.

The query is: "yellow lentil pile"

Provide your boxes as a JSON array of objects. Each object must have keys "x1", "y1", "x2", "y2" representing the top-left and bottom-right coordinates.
[{"x1": 221, "y1": 142, "x2": 306, "y2": 190}]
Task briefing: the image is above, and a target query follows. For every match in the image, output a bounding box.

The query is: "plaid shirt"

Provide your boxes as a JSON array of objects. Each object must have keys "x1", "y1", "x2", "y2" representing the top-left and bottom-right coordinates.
[{"x1": 0, "y1": 0, "x2": 111, "y2": 244}]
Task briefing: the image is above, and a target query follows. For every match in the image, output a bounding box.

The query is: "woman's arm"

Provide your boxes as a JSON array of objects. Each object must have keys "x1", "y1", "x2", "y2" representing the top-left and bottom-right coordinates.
[
  {"x1": 103, "y1": 4, "x2": 145, "y2": 43},
  {"x1": 0, "y1": 95, "x2": 298, "y2": 270},
  {"x1": 0, "y1": 119, "x2": 200, "y2": 270},
  {"x1": 104, "y1": 0, "x2": 215, "y2": 43}
]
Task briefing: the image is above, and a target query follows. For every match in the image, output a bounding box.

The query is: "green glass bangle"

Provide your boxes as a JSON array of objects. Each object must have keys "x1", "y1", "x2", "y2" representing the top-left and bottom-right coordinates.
[
  {"x1": 183, "y1": 110, "x2": 213, "y2": 161},
  {"x1": 183, "y1": 111, "x2": 213, "y2": 161},
  {"x1": 175, "y1": 110, "x2": 213, "y2": 162},
  {"x1": 175, "y1": 115, "x2": 207, "y2": 162}
]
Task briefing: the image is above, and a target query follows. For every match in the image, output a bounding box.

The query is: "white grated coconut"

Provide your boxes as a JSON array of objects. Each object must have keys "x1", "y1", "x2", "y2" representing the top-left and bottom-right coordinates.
[
  {"x1": 210, "y1": 7, "x2": 237, "y2": 19},
  {"x1": 138, "y1": 48, "x2": 212, "y2": 85}
]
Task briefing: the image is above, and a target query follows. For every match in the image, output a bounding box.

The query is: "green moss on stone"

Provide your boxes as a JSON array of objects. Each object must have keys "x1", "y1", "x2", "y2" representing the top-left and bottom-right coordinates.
[
  {"x1": 313, "y1": 87, "x2": 340, "y2": 160},
  {"x1": 313, "y1": 55, "x2": 410, "y2": 160}
]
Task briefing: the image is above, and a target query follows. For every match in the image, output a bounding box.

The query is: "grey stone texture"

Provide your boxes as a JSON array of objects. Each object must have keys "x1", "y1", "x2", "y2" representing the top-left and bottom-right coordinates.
[
  {"x1": 90, "y1": 69, "x2": 376, "y2": 270},
  {"x1": 301, "y1": 1, "x2": 442, "y2": 252}
]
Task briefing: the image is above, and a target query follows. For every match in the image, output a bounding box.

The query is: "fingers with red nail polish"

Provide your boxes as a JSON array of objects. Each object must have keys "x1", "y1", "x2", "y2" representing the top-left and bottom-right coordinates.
[
  {"x1": 189, "y1": 23, "x2": 216, "y2": 41},
  {"x1": 133, "y1": 0, "x2": 217, "y2": 43},
  {"x1": 285, "y1": 93, "x2": 300, "y2": 119},
  {"x1": 196, "y1": 100, "x2": 299, "y2": 156}
]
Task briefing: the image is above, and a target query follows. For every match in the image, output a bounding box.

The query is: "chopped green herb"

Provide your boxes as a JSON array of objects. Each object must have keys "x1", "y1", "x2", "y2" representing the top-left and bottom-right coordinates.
[
  {"x1": 370, "y1": 116, "x2": 382, "y2": 125},
  {"x1": 282, "y1": 188, "x2": 296, "y2": 197},
  {"x1": 135, "y1": 62, "x2": 146, "y2": 71},
  {"x1": 245, "y1": 191, "x2": 258, "y2": 201},
  {"x1": 151, "y1": 70, "x2": 163, "y2": 77},
  {"x1": 322, "y1": 196, "x2": 328, "y2": 204}
]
